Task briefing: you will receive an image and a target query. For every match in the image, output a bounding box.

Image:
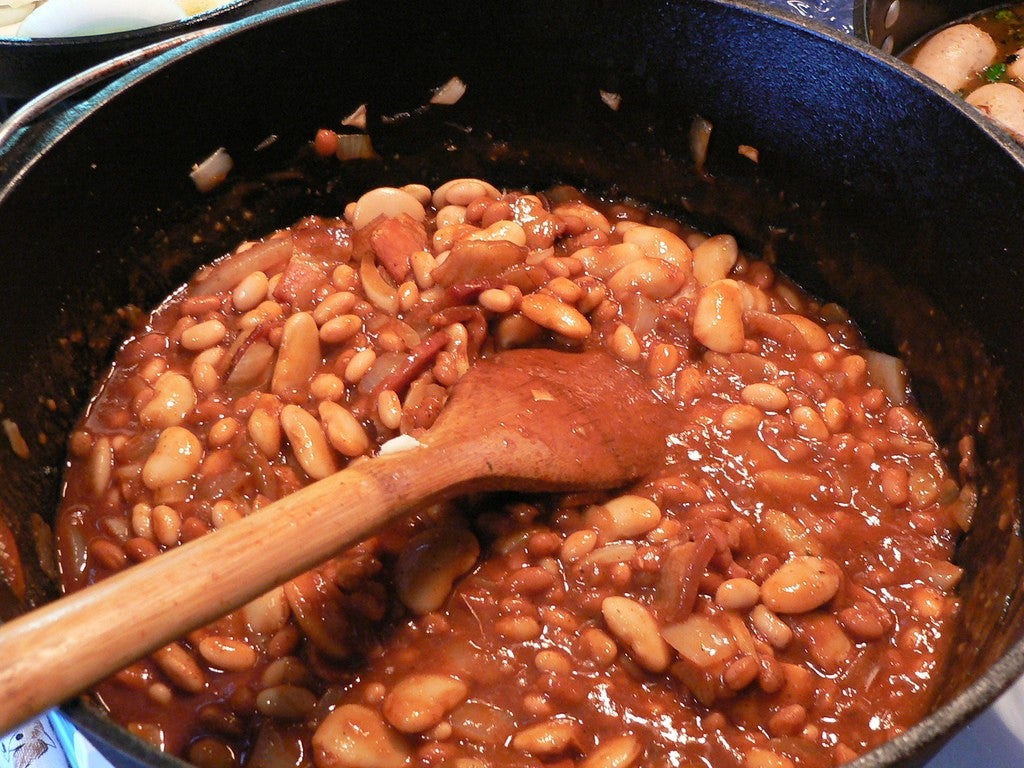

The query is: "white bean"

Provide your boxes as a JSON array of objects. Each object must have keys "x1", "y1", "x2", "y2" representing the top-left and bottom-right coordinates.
[{"x1": 352, "y1": 186, "x2": 426, "y2": 229}]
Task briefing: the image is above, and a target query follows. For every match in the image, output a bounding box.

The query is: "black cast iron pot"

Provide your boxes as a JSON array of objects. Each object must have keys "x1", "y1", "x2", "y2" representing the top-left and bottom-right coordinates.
[{"x1": 0, "y1": 0, "x2": 1022, "y2": 766}]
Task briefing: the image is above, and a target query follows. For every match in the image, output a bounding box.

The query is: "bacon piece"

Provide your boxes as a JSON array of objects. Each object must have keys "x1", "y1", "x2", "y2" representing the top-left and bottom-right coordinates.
[
  {"x1": 352, "y1": 330, "x2": 450, "y2": 417},
  {"x1": 370, "y1": 214, "x2": 428, "y2": 283}
]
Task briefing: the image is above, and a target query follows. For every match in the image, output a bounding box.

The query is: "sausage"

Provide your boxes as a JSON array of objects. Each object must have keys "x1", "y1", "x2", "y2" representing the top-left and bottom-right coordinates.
[
  {"x1": 966, "y1": 82, "x2": 1024, "y2": 141},
  {"x1": 912, "y1": 24, "x2": 997, "y2": 92}
]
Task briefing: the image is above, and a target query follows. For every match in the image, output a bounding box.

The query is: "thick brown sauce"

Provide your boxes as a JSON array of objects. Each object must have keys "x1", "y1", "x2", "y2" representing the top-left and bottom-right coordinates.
[{"x1": 56, "y1": 180, "x2": 963, "y2": 768}]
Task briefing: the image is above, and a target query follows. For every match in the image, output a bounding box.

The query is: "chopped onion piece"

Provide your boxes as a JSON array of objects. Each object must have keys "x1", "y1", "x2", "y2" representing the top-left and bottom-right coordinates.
[
  {"x1": 863, "y1": 349, "x2": 909, "y2": 406},
  {"x1": 379, "y1": 434, "x2": 424, "y2": 456},
  {"x1": 335, "y1": 133, "x2": 375, "y2": 161},
  {"x1": 738, "y1": 144, "x2": 760, "y2": 163},
  {"x1": 600, "y1": 90, "x2": 622, "y2": 111},
  {"x1": 430, "y1": 76, "x2": 467, "y2": 106},
  {"x1": 342, "y1": 103, "x2": 368, "y2": 129},
  {"x1": 189, "y1": 147, "x2": 232, "y2": 193},
  {"x1": 690, "y1": 116, "x2": 713, "y2": 172},
  {"x1": 359, "y1": 254, "x2": 400, "y2": 314},
  {"x1": 2, "y1": 418, "x2": 29, "y2": 459}
]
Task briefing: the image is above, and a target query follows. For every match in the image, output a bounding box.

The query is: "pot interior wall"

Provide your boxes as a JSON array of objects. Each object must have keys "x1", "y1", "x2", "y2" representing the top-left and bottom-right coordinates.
[{"x1": 0, "y1": 0, "x2": 1022, "y2": 766}]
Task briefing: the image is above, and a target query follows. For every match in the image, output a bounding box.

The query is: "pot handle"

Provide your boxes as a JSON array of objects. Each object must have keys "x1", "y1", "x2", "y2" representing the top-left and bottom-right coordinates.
[{"x1": 0, "y1": 26, "x2": 220, "y2": 151}]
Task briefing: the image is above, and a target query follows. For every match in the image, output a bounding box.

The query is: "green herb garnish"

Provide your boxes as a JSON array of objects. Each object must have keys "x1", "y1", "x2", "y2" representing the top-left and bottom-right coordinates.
[{"x1": 984, "y1": 62, "x2": 1008, "y2": 82}]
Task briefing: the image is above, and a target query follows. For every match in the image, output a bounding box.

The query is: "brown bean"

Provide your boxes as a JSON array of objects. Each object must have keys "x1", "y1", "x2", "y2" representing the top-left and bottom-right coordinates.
[{"x1": 256, "y1": 685, "x2": 317, "y2": 720}]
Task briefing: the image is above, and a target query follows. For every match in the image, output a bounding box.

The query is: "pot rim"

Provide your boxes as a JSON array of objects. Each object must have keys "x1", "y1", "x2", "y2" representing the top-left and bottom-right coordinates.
[{"x1": 2, "y1": 0, "x2": 1020, "y2": 764}]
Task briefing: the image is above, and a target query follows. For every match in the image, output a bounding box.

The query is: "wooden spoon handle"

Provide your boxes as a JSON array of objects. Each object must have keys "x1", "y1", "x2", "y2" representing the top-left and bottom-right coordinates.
[{"x1": 0, "y1": 440, "x2": 467, "y2": 734}]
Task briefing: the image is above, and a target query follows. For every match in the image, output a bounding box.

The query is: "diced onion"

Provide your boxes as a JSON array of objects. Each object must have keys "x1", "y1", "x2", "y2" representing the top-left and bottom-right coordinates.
[
  {"x1": 189, "y1": 147, "x2": 233, "y2": 193},
  {"x1": 430, "y1": 76, "x2": 467, "y2": 106},
  {"x1": 379, "y1": 434, "x2": 424, "y2": 456},
  {"x1": 690, "y1": 116, "x2": 713, "y2": 172},
  {"x1": 335, "y1": 133, "x2": 375, "y2": 161},
  {"x1": 341, "y1": 104, "x2": 368, "y2": 129},
  {"x1": 863, "y1": 349, "x2": 909, "y2": 405},
  {"x1": 600, "y1": 90, "x2": 622, "y2": 111}
]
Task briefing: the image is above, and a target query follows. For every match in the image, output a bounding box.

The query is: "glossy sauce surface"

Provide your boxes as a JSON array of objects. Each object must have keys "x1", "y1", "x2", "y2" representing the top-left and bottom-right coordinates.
[{"x1": 56, "y1": 179, "x2": 966, "y2": 768}]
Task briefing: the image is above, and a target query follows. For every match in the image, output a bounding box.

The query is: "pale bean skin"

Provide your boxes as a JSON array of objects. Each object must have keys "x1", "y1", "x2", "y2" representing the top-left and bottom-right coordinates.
[
  {"x1": 139, "y1": 372, "x2": 197, "y2": 428},
  {"x1": 967, "y1": 83, "x2": 1024, "y2": 142},
  {"x1": 511, "y1": 718, "x2": 583, "y2": 757},
  {"x1": 320, "y1": 314, "x2": 363, "y2": 345},
  {"x1": 151, "y1": 505, "x2": 182, "y2": 547},
  {"x1": 601, "y1": 596, "x2": 671, "y2": 672},
  {"x1": 609, "y1": 323, "x2": 642, "y2": 363},
  {"x1": 198, "y1": 635, "x2": 259, "y2": 672},
  {"x1": 741, "y1": 383, "x2": 789, "y2": 412},
  {"x1": 248, "y1": 408, "x2": 281, "y2": 458},
  {"x1": 466, "y1": 219, "x2": 528, "y2": 246},
  {"x1": 280, "y1": 404, "x2": 338, "y2": 480},
  {"x1": 622, "y1": 224, "x2": 693, "y2": 272},
  {"x1": 152, "y1": 642, "x2": 206, "y2": 694},
  {"x1": 692, "y1": 233, "x2": 739, "y2": 286},
  {"x1": 432, "y1": 178, "x2": 501, "y2": 208},
  {"x1": 88, "y1": 436, "x2": 113, "y2": 497},
  {"x1": 761, "y1": 556, "x2": 843, "y2": 614},
  {"x1": 780, "y1": 314, "x2": 830, "y2": 352},
  {"x1": 242, "y1": 587, "x2": 291, "y2": 636},
  {"x1": 716, "y1": 578, "x2": 761, "y2": 611},
  {"x1": 313, "y1": 704, "x2": 411, "y2": 768},
  {"x1": 578, "y1": 735, "x2": 644, "y2": 768},
  {"x1": 585, "y1": 494, "x2": 663, "y2": 543},
  {"x1": 395, "y1": 527, "x2": 480, "y2": 615},
  {"x1": 142, "y1": 427, "x2": 203, "y2": 490},
  {"x1": 693, "y1": 279, "x2": 745, "y2": 353},
  {"x1": 573, "y1": 242, "x2": 644, "y2": 278},
  {"x1": 382, "y1": 674, "x2": 469, "y2": 733},
  {"x1": 319, "y1": 401, "x2": 372, "y2": 457},
  {"x1": 912, "y1": 24, "x2": 997, "y2": 92},
  {"x1": 352, "y1": 186, "x2": 426, "y2": 229},
  {"x1": 232, "y1": 270, "x2": 269, "y2": 312},
  {"x1": 180, "y1": 319, "x2": 228, "y2": 352},
  {"x1": 519, "y1": 293, "x2": 592, "y2": 339},
  {"x1": 273, "y1": 312, "x2": 322, "y2": 396},
  {"x1": 607, "y1": 257, "x2": 687, "y2": 300}
]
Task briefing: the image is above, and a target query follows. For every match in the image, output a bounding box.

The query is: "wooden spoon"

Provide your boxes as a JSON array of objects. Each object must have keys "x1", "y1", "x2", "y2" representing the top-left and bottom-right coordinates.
[{"x1": 0, "y1": 347, "x2": 669, "y2": 733}]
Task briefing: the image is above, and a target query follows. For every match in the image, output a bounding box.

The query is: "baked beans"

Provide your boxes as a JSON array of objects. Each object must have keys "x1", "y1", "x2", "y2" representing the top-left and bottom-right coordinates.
[{"x1": 56, "y1": 177, "x2": 966, "y2": 767}]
